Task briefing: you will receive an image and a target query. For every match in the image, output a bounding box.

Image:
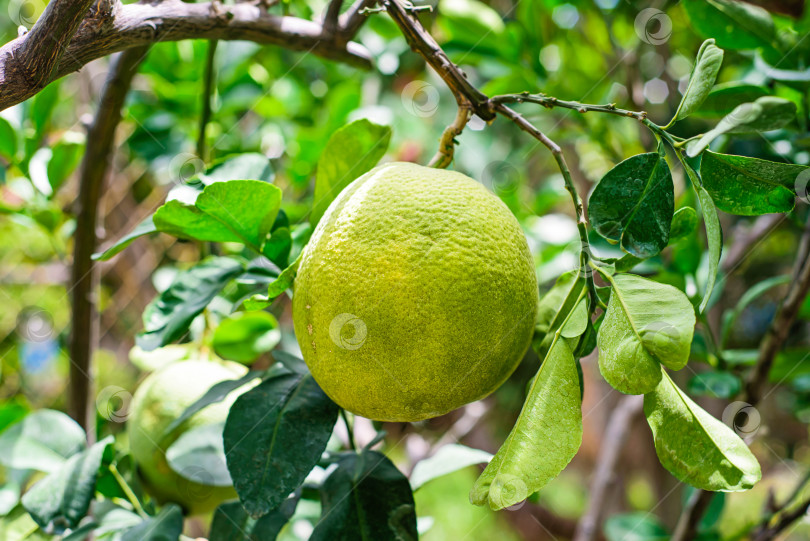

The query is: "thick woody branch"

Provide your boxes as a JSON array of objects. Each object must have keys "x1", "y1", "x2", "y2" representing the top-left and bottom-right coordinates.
[
  {"x1": 0, "y1": 0, "x2": 372, "y2": 111},
  {"x1": 68, "y1": 45, "x2": 148, "y2": 436},
  {"x1": 10, "y1": 0, "x2": 96, "y2": 93}
]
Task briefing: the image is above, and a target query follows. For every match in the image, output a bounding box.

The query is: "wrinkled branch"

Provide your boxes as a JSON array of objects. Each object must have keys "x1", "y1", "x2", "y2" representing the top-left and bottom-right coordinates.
[
  {"x1": 0, "y1": 0, "x2": 372, "y2": 111},
  {"x1": 68, "y1": 45, "x2": 148, "y2": 436}
]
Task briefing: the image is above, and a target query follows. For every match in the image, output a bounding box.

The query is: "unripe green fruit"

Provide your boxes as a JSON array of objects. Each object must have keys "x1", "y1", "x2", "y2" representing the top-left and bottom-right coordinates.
[
  {"x1": 293, "y1": 162, "x2": 538, "y2": 422},
  {"x1": 127, "y1": 359, "x2": 247, "y2": 514}
]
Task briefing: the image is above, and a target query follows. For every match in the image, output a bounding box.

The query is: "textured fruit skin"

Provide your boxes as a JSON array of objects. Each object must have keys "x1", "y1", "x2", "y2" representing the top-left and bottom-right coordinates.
[
  {"x1": 292, "y1": 162, "x2": 538, "y2": 422},
  {"x1": 127, "y1": 359, "x2": 247, "y2": 514}
]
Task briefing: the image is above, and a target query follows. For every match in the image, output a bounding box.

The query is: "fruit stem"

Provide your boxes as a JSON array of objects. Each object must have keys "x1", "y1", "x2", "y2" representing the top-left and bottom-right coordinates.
[
  {"x1": 109, "y1": 463, "x2": 148, "y2": 518},
  {"x1": 341, "y1": 409, "x2": 357, "y2": 451}
]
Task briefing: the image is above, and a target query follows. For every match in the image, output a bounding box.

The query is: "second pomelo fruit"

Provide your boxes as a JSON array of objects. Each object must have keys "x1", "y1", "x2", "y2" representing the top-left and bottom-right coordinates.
[
  {"x1": 127, "y1": 359, "x2": 248, "y2": 514},
  {"x1": 293, "y1": 162, "x2": 538, "y2": 422}
]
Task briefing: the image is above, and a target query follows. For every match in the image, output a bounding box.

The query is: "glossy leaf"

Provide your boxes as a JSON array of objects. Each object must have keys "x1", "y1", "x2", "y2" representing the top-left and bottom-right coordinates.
[
  {"x1": 201, "y1": 153, "x2": 274, "y2": 184},
  {"x1": 223, "y1": 371, "x2": 338, "y2": 517},
  {"x1": 92, "y1": 217, "x2": 157, "y2": 261},
  {"x1": 644, "y1": 370, "x2": 761, "y2": 491},
  {"x1": 696, "y1": 83, "x2": 769, "y2": 118},
  {"x1": 700, "y1": 151, "x2": 806, "y2": 215},
  {"x1": 310, "y1": 450, "x2": 418, "y2": 541},
  {"x1": 410, "y1": 444, "x2": 492, "y2": 490},
  {"x1": 687, "y1": 97, "x2": 797, "y2": 157},
  {"x1": 137, "y1": 257, "x2": 244, "y2": 351},
  {"x1": 212, "y1": 311, "x2": 281, "y2": 364},
  {"x1": 154, "y1": 180, "x2": 282, "y2": 251},
  {"x1": 120, "y1": 504, "x2": 183, "y2": 541},
  {"x1": 588, "y1": 152, "x2": 674, "y2": 258},
  {"x1": 21, "y1": 437, "x2": 113, "y2": 533},
  {"x1": 209, "y1": 498, "x2": 297, "y2": 541},
  {"x1": 0, "y1": 410, "x2": 86, "y2": 473},
  {"x1": 682, "y1": 0, "x2": 776, "y2": 51},
  {"x1": 471, "y1": 337, "x2": 581, "y2": 509},
  {"x1": 311, "y1": 119, "x2": 391, "y2": 225},
  {"x1": 671, "y1": 39, "x2": 724, "y2": 124},
  {"x1": 597, "y1": 274, "x2": 695, "y2": 394}
]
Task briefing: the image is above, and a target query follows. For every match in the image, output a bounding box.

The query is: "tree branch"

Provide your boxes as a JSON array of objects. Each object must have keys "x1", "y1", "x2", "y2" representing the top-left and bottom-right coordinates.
[
  {"x1": 323, "y1": 0, "x2": 344, "y2": 37},
  {"x1": 428, "y1": 103, "x2": 471, "y2": 168},
  {"x1": 339, "y1": 0, "x2": 378, "y2": 42},
  {"x1": 68, "y1": 45, "x2": 148, "y2": 437},
  {"x1": 0, "y1": 0, "x2": 372, "y2": 111},
  {"x1": 573, "y1": 395, "x2": 644, "y2": 541}
]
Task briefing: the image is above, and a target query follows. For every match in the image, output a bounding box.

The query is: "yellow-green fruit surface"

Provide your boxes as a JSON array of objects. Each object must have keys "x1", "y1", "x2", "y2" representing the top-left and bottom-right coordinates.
[
  {"x1": 292, "y1": 162, "x2": 538, "y2": 422},
  {"x1": 127, "y1": 359, "x2": 247, "y2": 514}
]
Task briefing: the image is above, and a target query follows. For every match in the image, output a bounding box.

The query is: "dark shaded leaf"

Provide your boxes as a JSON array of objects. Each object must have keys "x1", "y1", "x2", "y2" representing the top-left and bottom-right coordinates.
[
  {"x1": 588, "y1": 152, "x2": 674, "y2": 258},
  {"x1": 695, "y1": 83, "x2": 769, "y2": 118},
  {"x1": 604, "y1": 512, "x2": 669, "y2": 541},
  {"x1": 682, "y1": 0, "x2": 776, "y2": 51},
  {"x1": 310, "y1": 450, "x2": 418, "y2": 541},
  {"x1": 209, "y1": 497, "x2": 298, "y2": 541},
  {"x1": 137, "y1": 257, "x2": 245, "y2": 351},
  {"x1": 224, "y1": 372, "x2": 338, "y2": 517},
  {"x1": 669, "y1": 207, "x2": 698, "y2": 241},
  {"x1": 120, "y1": 504, "x2": 183, "y2": 541},
  {"x1": 688, "y1": 371, "x2": 741, "y2": 399}
]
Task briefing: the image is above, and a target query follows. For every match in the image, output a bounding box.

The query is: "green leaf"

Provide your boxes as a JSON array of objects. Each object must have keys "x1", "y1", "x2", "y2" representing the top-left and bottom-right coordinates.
[
  {"x1": 46, "y1": 140, "x2": 83, "y2": 192},
  {"x1": 670, "y1": 39, "x2": 724, "y2": 124},
  {"x1": 688, "y1": 371, "x2": 741, "y2": 399},
  {"x1": 224, "y1": 371, "x2": 338, "y2": 518},
  {"x1": 0, "y1": 505, "x2": 43, "y2": 541},
  {"x1": 700, "y1": 151, "x2": 805, "y2": 215},
  {"x1": 597, "y1": 274, "x2": 695, "y2": 394},
  {"x1": 166, "y1": 423, "x2": 231, "y2": 486},
  {"x1": 695, "y1": 183, "x2": 722, "y2": 312},
  {"x1": 644, "y1": 370, "x2": 761, "y2": 491},
  {"x1": 410, "y1": 444, "x2": 492, "y2": 491},
  {"x1": 311, "y1": 119, "x2": 391, "y2": 226},
  {"x1": 310, "y1": 450, "x2": 418, "y2": 541},
  {"x1": 681, "y1": 0, "x2": 776, "y2": 51},
  {"x1": 686, "y1": 97, "x2": 797, "y2": 157},
  {"x1": 588, "y1": 152, "x2": 674, "y2": 258},
  {"x1": 669, "y1": 207, "x2": 698, "y2": 241},
  {"x1": 0, "y1": 116, "x2": 17, "y2": 162},
  {"x1": 0, "y1": 410, "x2": 86, "y2": 473},
  {"x1": 92, "y1": 217, "x2": 157, "y2": 261},
  {"x1": 21, "y1": 437, "x2": 113, "y2": 533},
  {"x1": 604, "y1": 512, "x2": 669, "y2": 541},
  {"x1": 471, "y1": 337, "x2": 581, "y2": 509},
  {"x1": 30, "y1": 81, "x2": 60, "y2": 143},
  {"x1": 154, "y1": 180, "x2": 282, "y2": 251},
  {"x1": 164, "y1": 370, "x2": 263, "y2": 438},
  {"x1": 137, "y1": 257, "x2": 245, "y2": 351},
  {"x1": 213, "y1": 311, "x2": 281, "y2": 364},
  {"x1": 120, "y1": 504, "x2": 183, "y2": 541},
  {"x1": 695, "y1": 83, "x2": 769, "y2": 118},
  {"x1": 209, "y1": 498, "x2": 297, "y2": 541},
  {"x1": 202, "y1": 153, "x2": 274, "y2": 184}
]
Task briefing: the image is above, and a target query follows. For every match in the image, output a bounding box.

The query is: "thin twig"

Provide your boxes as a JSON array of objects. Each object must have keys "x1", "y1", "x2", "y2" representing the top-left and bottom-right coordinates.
[
  {"x1": 197, "y1": 39, "x2": 218, "y2": 160},
  {"x1": 68, "y1": 46, "x2": 148, "y2": 436},
  {"x1": 428, "y1": 104, "x2": 471, "y2": 168},
  {"x1": 339, "y1": 0, "x2": 378, "y2": 41},
  {"x1": 573, "y1": 395, "x2": 643, "y2": 541},
  {"x1": 323, "y1": 0, "x2": 344, "y2": 37},
  {"x1": 752, "y1": 496, "x2": 810, "y2": 541}
]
